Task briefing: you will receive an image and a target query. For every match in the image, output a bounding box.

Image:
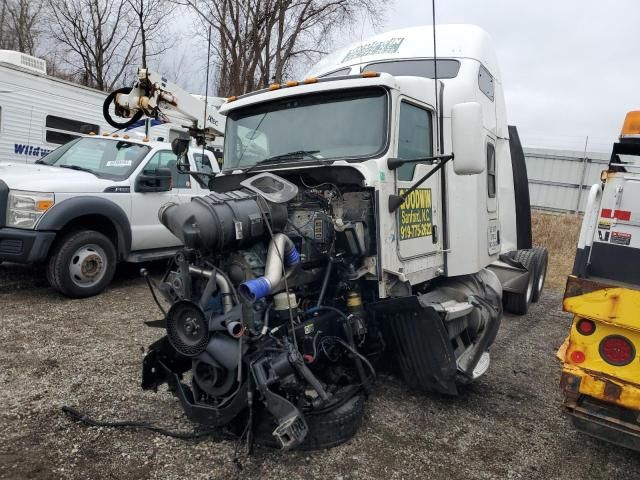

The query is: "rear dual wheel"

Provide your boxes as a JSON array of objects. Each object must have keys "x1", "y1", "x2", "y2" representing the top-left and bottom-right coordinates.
[{"x1": 503, "y1": 247, "x2": 549, "y2": 315}]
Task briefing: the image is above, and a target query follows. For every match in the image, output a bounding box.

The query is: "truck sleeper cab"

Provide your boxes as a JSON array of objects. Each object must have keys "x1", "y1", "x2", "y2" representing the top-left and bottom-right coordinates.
[
  {"x1": 0, "y1": 135, "x2": 220, "y2": 297},
  {"x1": 558, "y1": 111, "x2": 640, "y2": 451}
]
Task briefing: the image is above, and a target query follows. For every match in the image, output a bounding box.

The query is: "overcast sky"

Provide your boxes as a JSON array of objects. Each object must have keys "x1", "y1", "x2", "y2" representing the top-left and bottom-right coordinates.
[
  {"x1": 171, "y1": 0, "x2": 640, "y2": 153},
  {"x1": 345, "y1": 0, "x2": 640, "y2": 152}
]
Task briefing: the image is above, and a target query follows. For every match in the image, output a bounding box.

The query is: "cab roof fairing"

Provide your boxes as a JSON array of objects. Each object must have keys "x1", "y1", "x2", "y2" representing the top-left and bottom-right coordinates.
[{"x1": 306, "y1": 24, "x2": 502, "y2": 82}]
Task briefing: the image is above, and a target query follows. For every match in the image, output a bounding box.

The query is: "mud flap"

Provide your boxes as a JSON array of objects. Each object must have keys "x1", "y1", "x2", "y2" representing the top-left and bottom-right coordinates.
[{"x1": 370, "y1": 296, "x2": 458, "y2": 395}]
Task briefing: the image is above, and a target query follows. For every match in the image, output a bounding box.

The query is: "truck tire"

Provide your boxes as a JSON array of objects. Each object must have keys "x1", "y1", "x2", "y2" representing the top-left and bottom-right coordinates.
[
  {"x1": 251, "y1": 392, "x2": 366, "y2": 451},
  {"x1": 503, "y1": 249, "x2": 536, "y2": 315},
  {"x1": 46, "y1": 230, "x2": 117, "y2": 298},
  {"x1": 531, "y1": 247, "x2": 549, "y2": 303}
]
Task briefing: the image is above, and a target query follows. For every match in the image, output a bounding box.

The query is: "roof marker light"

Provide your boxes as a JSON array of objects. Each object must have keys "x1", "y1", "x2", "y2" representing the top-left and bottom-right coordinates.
[
  {"x1": 227, "y1": 96, "x2": 237, "y2": 102},
  {"x1": 361, "y1": 71, "x2": 380, "y2": 78},
  {"x1": 269, "y1": 83, "x2": 281, "y2": 90},
  {"x1": 88, "y1": 132, "x2": 96, "y2": 136},
  {"x1": 303, "y1": 77, "x2": 318, "y2": 84},
  {"x1": 286, "y1": 81, "x2": 299, "y2": 87}
]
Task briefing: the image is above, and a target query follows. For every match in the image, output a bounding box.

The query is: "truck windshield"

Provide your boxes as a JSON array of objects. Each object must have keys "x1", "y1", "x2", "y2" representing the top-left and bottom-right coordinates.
[
  {"x1": 223, "y1": 87, "x2": 388, "y2": 170},
  {"x1": 40, "y1": 137, "x2": 151, "y2": 180}
]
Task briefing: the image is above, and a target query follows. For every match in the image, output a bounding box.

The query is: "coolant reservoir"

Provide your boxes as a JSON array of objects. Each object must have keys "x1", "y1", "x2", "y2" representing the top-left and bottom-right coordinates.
[{"x1": 274, "y1": 291, "x2": 297, "y2": 311}]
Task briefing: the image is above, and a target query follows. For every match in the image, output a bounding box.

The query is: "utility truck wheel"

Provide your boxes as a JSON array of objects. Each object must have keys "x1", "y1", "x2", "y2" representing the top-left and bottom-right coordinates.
[
  {"x1": 46, "y1": 230, "x2": 116, "y2": 298},
  {"x1": 531, "y1": 247, "x2": 549, "y2": 303},
  {"x1": 503, "y1": 249, "x2": 536, "y2": 315}
]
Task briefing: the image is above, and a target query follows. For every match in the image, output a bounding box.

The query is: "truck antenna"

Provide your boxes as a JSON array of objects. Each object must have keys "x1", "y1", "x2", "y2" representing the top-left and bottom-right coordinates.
[
  {"x1": 432, "y1": 0, "x2": 439, "y2": 152},
  {"x1": 202, "y1": 25, "x2": 212, "y2": 160}
]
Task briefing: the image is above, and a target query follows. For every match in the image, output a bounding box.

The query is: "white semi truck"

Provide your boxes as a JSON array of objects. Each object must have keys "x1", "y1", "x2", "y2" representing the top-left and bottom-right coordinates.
[{"x1": 106, "y1": 24, "x2": 548, "y2": 450}]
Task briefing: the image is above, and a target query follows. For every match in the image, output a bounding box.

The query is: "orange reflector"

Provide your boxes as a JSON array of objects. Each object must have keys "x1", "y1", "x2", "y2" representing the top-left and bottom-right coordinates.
[
  {"x1": 143, "y1": 137, "x2": 149, "y2": 142},
  {"x1": 286, "y1": 81, "x2": 299, "y2": 87},
  {"x1": 303, "y1": 77, "x2": 318, "y2": 84},
  {"x1": 361, "y1": 71, "x2": 380, "y2": 78},
  {"x1": 269, "y1": 83, "x2": 281, "y2": 90},
  {"x1": 102, "y1": 132, "x2": 109, "y2": 136},
  {"x1": 112, "y1": 133, "x2": 119, "y2": 138},
  {"x1": 227, "y1": 96, "x2": 237, "y2": 102},
  {"x1": 621, "y1": 111, "x2": 640, "y2": 136},
  {"x1": 123, "y1": 134, "x2": 130, "y2": 139},
  {"x1": 36, "y1": 200, "x2": 54, "y2": 212},
  {"x1": 570, "y1": 350, "x2": 585, "y2": 364}
]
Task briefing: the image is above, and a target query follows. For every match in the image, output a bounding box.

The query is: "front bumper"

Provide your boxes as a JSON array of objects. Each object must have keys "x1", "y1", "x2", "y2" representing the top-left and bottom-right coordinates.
[{"x1": 0, "y1": 227, "x2": 56, "y2": 263}]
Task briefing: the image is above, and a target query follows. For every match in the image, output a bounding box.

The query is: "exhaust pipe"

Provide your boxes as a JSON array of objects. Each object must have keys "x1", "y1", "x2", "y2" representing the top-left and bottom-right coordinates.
[{"x1": 239, "y1": 233, "x2": 300, "y2": 302}]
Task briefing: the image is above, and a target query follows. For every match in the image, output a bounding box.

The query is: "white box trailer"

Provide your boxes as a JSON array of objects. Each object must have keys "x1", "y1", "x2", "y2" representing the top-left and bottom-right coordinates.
[{"x1": 0, "y1": 50, "x2": 222, "y2": 163}]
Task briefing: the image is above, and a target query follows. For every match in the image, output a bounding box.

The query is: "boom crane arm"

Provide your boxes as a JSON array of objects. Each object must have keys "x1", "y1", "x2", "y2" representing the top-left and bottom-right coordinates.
[{"x1": 103, "y1": 68, "x2": 225, "y2": 144}]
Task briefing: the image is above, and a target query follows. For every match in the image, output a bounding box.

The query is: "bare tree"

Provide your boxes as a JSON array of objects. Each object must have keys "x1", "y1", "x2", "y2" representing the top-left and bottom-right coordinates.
[
  {"x1": 46, "y1": 0, "x2": 141, "y2": 90},
  {"x1": 0, "y1": 0, "x2": 42, "y2": 54},
  {"x1": 179, "y1": 0, "x2": 387, "y2": 96},
  {"x1": 126, "y1": 0, "x2": 177, "y2": 68}
]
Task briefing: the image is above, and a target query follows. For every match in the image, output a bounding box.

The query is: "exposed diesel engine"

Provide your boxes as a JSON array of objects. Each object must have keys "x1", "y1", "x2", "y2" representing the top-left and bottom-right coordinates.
[{"x1": 142, "y1": 170, "x2": 502, "y2": 450}]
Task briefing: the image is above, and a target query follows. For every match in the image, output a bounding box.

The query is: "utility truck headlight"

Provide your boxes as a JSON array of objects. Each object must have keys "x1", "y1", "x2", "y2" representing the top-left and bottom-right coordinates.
[{"x1": 7, "y1": 190, "x2": 55, "y2": 229}]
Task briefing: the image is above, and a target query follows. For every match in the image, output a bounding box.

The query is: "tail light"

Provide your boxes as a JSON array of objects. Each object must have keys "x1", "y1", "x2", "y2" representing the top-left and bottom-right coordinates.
[
  {"x1": 576, "y1": 319, "x2": 595, "y2": 336},
  {"x1": 599, "y1": 335, "x2": 635, "y2": 366}
]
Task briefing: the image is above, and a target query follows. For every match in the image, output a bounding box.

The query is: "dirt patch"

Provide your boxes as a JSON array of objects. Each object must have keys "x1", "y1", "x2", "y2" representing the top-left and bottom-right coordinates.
[{"x1": 1, "y1": 262, "x2": 639, "y2": 480}]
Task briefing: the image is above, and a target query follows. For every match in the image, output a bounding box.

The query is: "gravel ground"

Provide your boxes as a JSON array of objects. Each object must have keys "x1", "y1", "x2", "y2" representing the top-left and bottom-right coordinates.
[{"x1": 1, "y1": 262, "x2": 639, "y2": 480}]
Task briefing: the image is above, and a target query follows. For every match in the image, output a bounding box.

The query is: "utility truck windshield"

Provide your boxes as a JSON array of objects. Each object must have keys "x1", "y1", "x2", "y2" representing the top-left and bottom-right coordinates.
[
  {"x1": 223, "y1": 87, "x2": 387, "y2": 170},
  {"x1": 39, "y1": 137, "x2": 151, "y2": 180}
]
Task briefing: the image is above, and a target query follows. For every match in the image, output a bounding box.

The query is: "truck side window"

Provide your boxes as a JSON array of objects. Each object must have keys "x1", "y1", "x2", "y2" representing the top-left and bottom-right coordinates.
[
  {"x1": 478, "y1": 65, "x2": 495, "y2": 101},
  {"x1": 143, "y1": 150, "x2": 189, "y2": 188},
  {"x1": 397, "y1": 101, "x2": 433, "y2": 181},
  {"x1": 487, "y1": 142, "x2": 496, "y2": 198},
  {"x1": 45, "y1": 115, "x2": 100, "y2": 145},
  {"x1": 194, "y1": 152, "x2": 213, "y2": 175}
]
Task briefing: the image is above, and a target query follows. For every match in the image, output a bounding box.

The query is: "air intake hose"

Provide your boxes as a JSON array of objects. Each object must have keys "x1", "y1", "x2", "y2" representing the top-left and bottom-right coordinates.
[{"x1": 239, "y1": 233, "x2": 300, "y2": 302}]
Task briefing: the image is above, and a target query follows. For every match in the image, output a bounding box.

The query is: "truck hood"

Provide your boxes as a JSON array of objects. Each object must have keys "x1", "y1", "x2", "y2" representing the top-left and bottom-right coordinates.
[{"x1": 0, "y1": 162, "x2": 119, "y2": 193}]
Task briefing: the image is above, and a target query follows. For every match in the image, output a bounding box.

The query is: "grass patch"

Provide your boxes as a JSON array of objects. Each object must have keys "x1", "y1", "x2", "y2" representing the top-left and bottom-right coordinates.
[{"x1": 531, "y1": 210, "x2": 582, "y2": 291}]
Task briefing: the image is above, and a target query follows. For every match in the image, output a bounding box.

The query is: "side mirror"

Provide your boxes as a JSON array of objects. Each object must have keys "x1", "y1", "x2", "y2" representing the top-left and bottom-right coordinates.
[
  {"x1": 135, "y1": 167, "x2": 173, "y2": 192},
  {"x1": 171, "y1": 138, "x2": 190, "y2": 158},
  {"x1": 451, "y1": 102, "x2": 485, "y2": 175}
]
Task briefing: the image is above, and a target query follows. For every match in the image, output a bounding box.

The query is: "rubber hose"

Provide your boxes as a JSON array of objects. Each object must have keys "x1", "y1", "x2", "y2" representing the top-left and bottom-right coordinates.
[{"x1": 103, "y1": 87, "x2": 144, "y2": 129}]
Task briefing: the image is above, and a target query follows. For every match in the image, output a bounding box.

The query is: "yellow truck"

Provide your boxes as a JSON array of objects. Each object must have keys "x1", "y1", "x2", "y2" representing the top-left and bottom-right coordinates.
[{"x1": 558, "y1": 111, "x2": 640, "y2": 451}]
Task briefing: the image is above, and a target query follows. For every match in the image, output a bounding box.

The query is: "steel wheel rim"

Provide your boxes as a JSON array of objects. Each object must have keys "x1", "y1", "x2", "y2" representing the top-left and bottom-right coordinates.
[
  {"x1": 69, "y1": 243, "x2": 107, "y2": 288},
  {"x1": 537, "y1": 261, "x2": 547, "y2": 293}
]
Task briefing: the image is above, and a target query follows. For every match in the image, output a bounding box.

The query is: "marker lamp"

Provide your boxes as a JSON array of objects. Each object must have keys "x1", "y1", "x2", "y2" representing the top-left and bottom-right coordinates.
[{"x1": 6, "y1": 190, "x2": 55, "y2": 229}]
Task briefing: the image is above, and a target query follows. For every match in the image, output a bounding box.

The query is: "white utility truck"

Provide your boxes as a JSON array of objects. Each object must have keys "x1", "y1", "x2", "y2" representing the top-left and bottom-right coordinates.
[
  {"x1": 106, "y1": 25, "x2": 549, "y2": 450},
  {"x1": 0, "y1": 50, "x2": 225, "y2": 163},
  {"x1": 0, "y1": 67, "x2": 225, "y2": 297}
]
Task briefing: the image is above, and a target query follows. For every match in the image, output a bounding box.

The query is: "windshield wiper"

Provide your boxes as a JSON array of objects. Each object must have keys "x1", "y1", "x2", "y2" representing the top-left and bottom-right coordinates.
[
  {"x1": 59, "y1": 165, "x2": 97, "y2": 175},
  {"x1": 244, "y1": 150, "x2": 321, "y2": 172}
]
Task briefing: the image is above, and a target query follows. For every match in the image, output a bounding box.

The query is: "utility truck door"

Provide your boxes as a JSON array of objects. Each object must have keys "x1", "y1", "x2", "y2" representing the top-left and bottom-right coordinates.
[
  {"x1": 130, "y1": 149, "x2": 182, "y2": 250},
  {"x1": 394, "y1": 100, "x2": 442, "y2": 272}
]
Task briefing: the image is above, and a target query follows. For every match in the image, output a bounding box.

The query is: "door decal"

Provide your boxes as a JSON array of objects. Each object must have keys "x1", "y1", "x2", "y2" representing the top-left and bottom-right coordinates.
[{"x1": 398, "y1": 188, "x2": 433, "y2": 240}]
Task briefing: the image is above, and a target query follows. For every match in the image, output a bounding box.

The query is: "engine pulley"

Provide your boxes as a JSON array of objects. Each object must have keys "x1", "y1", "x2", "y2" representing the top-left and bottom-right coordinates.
[{"x1": 166, "y1": 301, "x2": 209, "y2": 356}]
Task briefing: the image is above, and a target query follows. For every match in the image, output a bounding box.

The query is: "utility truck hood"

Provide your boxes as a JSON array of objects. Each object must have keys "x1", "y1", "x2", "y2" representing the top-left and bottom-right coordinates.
[{"x1": 0, "y1": 162, "x2": 117, "y2": 193}]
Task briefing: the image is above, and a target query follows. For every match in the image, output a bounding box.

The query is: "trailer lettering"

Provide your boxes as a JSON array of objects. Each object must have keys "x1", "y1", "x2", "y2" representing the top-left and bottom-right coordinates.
[
  {"x1": 13, "y1": 143, "x2": 51, "y2": 157},
  {"x1": 398, "y1": 188, "x2": 433, "y2": 240}
]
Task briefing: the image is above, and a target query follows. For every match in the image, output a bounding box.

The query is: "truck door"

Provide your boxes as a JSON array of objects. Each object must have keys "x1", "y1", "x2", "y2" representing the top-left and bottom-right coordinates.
[
  {"x1": 130, "y1": 149, "x2": 182, "y2": 250},
  {"x1": 394, "y1": 99, "x2": 443, "y2": 278}
]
